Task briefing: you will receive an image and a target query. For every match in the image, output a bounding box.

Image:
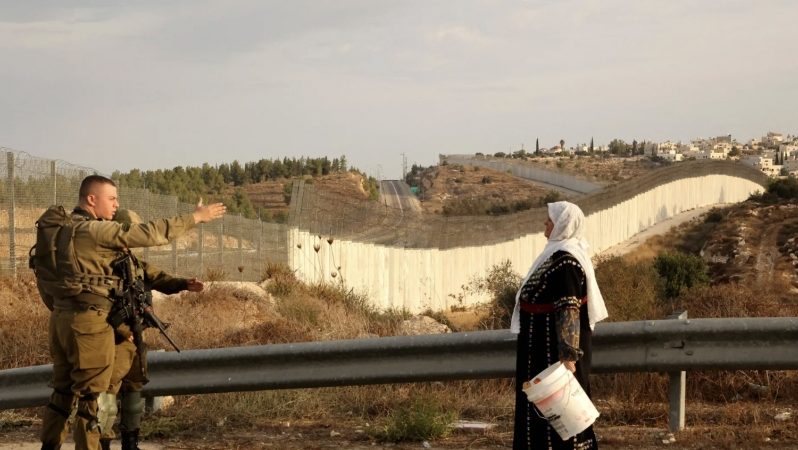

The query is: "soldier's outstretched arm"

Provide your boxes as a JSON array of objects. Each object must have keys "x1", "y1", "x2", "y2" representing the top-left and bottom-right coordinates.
[{"x1": 93, "y1": 202, "x2": 226, "y2": 250}]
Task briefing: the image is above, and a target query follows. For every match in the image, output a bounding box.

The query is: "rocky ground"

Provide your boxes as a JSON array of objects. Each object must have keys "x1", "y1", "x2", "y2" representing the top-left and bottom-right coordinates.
[{"x1": 699, "y1": 202, "x2": 798, "y2": 292}]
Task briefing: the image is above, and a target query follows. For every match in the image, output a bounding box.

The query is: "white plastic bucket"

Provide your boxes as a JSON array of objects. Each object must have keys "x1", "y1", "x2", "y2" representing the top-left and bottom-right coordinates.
[{"x1": 522, "y1": 362, "x2": 599, "y2": 440}]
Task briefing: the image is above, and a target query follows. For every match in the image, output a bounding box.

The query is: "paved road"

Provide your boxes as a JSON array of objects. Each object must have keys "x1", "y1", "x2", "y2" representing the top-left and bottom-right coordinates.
[{"x1": 379, "y1": 180, "x2": 421, "y2": 214}]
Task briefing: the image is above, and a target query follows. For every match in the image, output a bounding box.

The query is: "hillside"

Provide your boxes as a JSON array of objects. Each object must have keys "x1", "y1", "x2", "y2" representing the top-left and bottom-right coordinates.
[
  {"x1": 624, "y1": 198, "x2": 798, "y2": 298},
  {"x1": 477, "y1": 154, "x2": 665, "y2": 184},
  {"x1": 235, "y1": 172, "x2": 372, "y2": 221},
  {"x1": 408, "y1": 163, "x2": 562, "y2": 216}
]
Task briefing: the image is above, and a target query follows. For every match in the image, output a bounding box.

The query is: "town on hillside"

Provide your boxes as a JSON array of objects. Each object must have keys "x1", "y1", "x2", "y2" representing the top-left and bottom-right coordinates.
[{"x1": 463, "y1": 131, "x2": 797, "y2": 178}]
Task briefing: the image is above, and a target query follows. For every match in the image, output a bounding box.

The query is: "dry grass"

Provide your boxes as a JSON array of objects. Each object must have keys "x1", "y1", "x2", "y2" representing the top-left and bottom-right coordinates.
[
  {"x1": 2, "y1": 247, "x2": 797, "y2": 445},
  {"x1": 0, "y1": 274, "x2": 50, "y2": 368}
]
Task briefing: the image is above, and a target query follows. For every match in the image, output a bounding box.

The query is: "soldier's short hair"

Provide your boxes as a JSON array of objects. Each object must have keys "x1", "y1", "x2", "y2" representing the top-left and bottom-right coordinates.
[{"x1": 79, "y1": 175, "x2": 116, "y2": 201}]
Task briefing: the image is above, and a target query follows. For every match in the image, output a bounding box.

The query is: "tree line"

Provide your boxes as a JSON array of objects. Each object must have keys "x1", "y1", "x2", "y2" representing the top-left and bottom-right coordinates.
[{"x1": 111, "y1": 156, "x2": 353, "y2": 220}]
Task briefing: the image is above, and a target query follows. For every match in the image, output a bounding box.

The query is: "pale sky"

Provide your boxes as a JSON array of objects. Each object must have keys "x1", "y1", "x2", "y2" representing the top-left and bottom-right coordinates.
[{"x1": 1, "y1": 1, "x2": 796, "y2": 179}]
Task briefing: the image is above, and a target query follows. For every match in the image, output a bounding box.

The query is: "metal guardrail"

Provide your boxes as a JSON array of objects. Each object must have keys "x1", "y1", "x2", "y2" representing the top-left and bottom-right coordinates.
[{"x1": 2, "y1": 317, "x2": 797, "y2": 431}]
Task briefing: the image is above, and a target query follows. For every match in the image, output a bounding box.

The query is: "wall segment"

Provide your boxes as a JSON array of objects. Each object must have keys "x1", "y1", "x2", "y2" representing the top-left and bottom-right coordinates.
[{"x1": 289, "y1": 164, "x2": 767, "y2": 312}]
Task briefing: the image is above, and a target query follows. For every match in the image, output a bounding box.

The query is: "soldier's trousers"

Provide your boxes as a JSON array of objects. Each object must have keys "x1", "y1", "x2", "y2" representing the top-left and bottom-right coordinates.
[
  {"x1": 98, "y1": 340, "x2": 148, "y2": 439},
  {"x1": 41, "y1": 307, "x2": 114, "y2": 450}
]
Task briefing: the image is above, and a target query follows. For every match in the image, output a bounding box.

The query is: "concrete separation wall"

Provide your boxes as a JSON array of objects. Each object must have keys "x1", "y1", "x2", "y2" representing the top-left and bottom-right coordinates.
[
  {"x1": 288, "y1": 161, "x2": 766, "y2": 249},
  {"x1": 288, "y1": 171, "x2": 766, "y2": 312}
]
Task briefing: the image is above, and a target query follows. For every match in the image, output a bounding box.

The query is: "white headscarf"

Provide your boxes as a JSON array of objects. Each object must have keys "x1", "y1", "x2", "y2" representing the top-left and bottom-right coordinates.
[{"x1": 510, "y1": 201, "x2": 608, "y2": 333}]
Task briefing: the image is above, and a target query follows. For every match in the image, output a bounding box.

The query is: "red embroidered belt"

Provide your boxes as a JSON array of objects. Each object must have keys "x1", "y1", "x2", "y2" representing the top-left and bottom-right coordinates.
[{"x1": 519, "y1": 297, "x2": 587, "y2": 314}]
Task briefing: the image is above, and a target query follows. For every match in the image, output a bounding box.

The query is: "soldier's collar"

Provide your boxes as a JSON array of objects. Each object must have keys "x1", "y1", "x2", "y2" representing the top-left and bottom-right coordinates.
[{"x1": 71, "y1": 207, "x2": 96, "y2": 221}]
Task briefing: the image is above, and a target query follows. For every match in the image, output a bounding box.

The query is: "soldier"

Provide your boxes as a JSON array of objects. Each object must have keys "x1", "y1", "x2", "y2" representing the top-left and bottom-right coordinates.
[
  {"x1": 36, "y1": 175, "x2": 225, "y2": 450},
  {"x1": 97, "y1": 208, "x2": 204, "y2": 450}
]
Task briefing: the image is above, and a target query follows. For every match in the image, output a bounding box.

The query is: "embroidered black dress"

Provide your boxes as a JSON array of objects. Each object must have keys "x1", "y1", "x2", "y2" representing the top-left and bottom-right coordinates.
[{"x1": 513, "y1": 250, "x2": 598, "y2": 450}]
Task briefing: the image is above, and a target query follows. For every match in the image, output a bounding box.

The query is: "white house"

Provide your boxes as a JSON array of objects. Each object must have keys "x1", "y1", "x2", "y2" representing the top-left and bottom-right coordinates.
[
  {"x1": 701, "y1": 149, "x2": 726, "y2": 160},
  {"x1": 743, "y1": 154, "x2": 781, "y2": 176}
]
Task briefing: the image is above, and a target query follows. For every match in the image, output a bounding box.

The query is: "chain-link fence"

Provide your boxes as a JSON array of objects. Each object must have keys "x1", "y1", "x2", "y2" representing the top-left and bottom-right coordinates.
[
  {"x1": 1, "y1": 149, "x2": 287, "y2": 280},
  {"x1": 288, "y1": 159, "x2": 769, "y2": 250},
  {"x1": 2, "y1": 148, "x2": 769, "y2": 281}
]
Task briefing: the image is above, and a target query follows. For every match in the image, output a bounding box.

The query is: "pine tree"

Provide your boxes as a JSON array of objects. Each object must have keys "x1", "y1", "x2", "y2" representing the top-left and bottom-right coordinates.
[
  {"x1": 535, "y1": 138, "x2": 539, "y2": 154},
  {"x1": 589, "y1": 137, "x2": 594, "y2": 153}
]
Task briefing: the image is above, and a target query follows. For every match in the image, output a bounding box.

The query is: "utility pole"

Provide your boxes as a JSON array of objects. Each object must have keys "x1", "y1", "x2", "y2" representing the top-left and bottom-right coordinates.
[{"x1": 401, "y1": 153, "x2": 408, "y2": 180}]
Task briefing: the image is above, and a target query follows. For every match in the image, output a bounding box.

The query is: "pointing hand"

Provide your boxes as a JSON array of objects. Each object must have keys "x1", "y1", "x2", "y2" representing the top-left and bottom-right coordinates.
[{"x1": 193, "y1": 202, "x2": 226, "y2": 224}]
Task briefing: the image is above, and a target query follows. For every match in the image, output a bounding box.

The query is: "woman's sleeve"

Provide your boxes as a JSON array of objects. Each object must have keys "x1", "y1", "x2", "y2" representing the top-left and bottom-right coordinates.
[{"x1": 552, "y1": 258, "x2": 585, "y2": 361}]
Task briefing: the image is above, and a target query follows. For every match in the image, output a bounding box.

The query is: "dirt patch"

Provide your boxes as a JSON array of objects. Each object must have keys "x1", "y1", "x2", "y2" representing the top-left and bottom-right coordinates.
[{"x1": 2, "y1": 414, "x2": 796, "y2": 449}]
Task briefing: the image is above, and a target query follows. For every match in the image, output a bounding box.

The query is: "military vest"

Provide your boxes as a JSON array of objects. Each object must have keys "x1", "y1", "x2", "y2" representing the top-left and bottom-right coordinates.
[{"x1": 29, "y1": 206, "x2": 120, "y2": 309}]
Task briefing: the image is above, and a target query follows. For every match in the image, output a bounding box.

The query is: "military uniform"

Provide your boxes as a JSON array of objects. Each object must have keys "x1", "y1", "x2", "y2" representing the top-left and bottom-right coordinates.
[
  {"x1": 99, "y1": 257, "x2": 189, "y2": 450},
  {"x1": 40, "y1": 208, "x2": 196, "y2": 450}
]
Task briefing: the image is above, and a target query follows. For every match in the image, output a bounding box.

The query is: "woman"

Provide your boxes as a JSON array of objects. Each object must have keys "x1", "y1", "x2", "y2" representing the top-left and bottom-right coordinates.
[{"x1": 511, "y1": 201, "x2": 608, "y2": 450}]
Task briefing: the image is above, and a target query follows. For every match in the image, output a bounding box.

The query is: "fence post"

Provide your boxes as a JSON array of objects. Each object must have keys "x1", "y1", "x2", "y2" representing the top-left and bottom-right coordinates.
[
  {"x1": 50, "y1": 160, "x2": 57, "y2": 205},
  {"x1": 143, "y1": 189, "x2": 150, "y2": 260},
  {"x1": 667, "y1": 310, "x2": 687, "y2": 433},
  {"x1": 198, "y1": 224, "x2": 204, "y2": 277},
  {"x1": 218, "y1": 218, "x2": 224, "y2": 268},
  {"x1": 172, "y1": 197, "x2": 178, "y2": 274},
  {"x1": 7, "y1": 152, "x2": 16, "y2": 278},
  {"x1": 257, "y1": 209, "x2": 263, "y2": 266},
  {"x1": 238, "y1": 214, "x2": 243, "y2": 281}
]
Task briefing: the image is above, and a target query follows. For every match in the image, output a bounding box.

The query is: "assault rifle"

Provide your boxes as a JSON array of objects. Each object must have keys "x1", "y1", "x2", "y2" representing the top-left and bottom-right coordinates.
[{"x1": 109, "y1": 253, "x2": 181, "y2": 353}]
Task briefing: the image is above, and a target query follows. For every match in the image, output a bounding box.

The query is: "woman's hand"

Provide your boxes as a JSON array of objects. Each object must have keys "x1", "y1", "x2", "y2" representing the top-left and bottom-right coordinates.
[{"x1": 561, "y1": 360, "x2": 576, "y2": 373}]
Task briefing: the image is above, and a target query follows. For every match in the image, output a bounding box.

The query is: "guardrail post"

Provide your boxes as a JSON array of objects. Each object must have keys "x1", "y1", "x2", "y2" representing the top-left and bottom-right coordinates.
[
  {"x1": 144, "y1": 349, "x2": 166, "y2": 413},
  {"x1": 667, "y1": 310, "x2": 687, "y2": 433}
]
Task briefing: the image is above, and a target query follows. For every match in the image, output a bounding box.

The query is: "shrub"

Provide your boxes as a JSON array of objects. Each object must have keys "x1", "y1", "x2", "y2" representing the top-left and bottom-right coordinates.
[
  {"x1": 477, "y1": 260, "x2": 522, "y2": 329},
  {"x1": 203, "y1": 267, "x2": 228, "y2": 282},
  {"x1": 749, "y1": 177, "x2": 798, "y2": 204},
  {"x1": 704, "y1": 208, "x2": 724, "y2": 223},
  {"x1": 654, "y1": 251, "x2": 710, "y2": 299},
  {"x1": 262, "y1": 262, "x2": 299, "y2": 297},
  {"x1": 767, "y1": 176, "x2": 798, "y2": 200},
  {"x1": 375, "y1": 398, "x2": 455, "y2": 442},
  {"x1": 594, "y1": 255, "x2": 667, "y2": 321},
  {"x1": 540, "y1": 190, "x2": 561, "y2": 206}
]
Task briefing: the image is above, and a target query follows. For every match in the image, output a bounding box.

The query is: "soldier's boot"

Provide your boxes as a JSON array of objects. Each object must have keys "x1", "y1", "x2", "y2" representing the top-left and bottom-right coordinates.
[
  {"x1": 99, "y1": 438, "x2": 112, "y2": 450},
  {"x1": 121, "y1": 429, "x2": 141, "y2": 450},
  {"x1": 40, "y1": 444, "x2": 61, "y2": 450}
]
